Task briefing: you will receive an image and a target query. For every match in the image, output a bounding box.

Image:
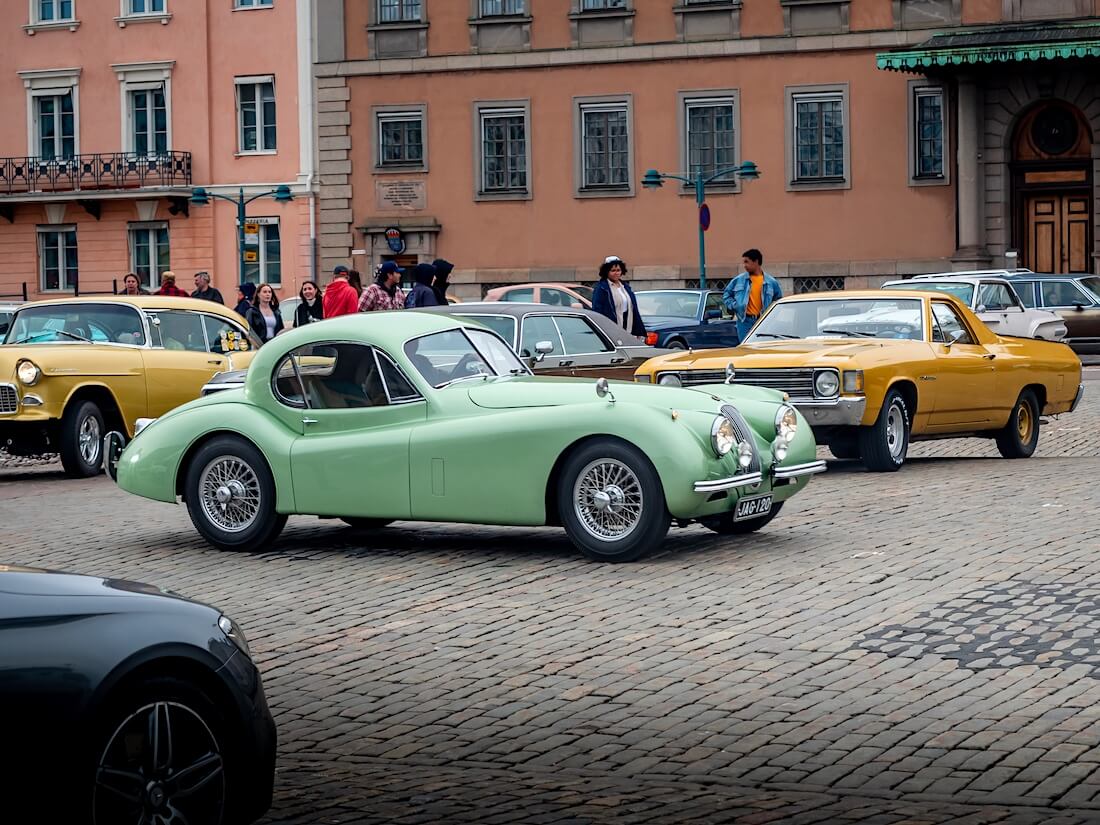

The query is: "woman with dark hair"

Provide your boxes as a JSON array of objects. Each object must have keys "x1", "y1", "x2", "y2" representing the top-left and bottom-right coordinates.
[
  {"x1": 591, "y1": 255, "x2": 645, "y2": 337},
  {"x1": 235, "y1": 283, "x2": 256, "y2": 316},
  {"x1": 347, "y1": 269, "x2": 364, "y2": 297},
  {"x1": 359, "y1": 261, "x2": 406, "y2": 311},
  {"x1": 245, "y1": 283, "x2": 284, "y2": 344},
  {"x1": 294, "y1": 280, "x2": 324, "y2": 326}
]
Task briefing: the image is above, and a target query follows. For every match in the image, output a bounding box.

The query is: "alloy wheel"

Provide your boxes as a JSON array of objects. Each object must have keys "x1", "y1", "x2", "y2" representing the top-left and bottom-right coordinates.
[
  {"x1": 1017, "y1": 401, "x2": 1033, "y2": 442},
  {"x1": 572, "y1": 458, "x2": 644, "y2": 541},
  {"x1": 94, "y1": 700, "x2": 225, "y2": 825},
  {"x1": 79, "y1": 414, "x2": 101, "y2": 466},
  {"x1": 886, "y1": 401, "x2": 905, "y2": 460},
  {"x1": 198, "y1": 456, "x2": 262, "y2": 533}
]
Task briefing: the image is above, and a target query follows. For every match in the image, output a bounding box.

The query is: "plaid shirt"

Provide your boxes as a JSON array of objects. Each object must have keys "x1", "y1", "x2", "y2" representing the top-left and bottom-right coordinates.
[{"x1": 359, "y1": 283, "x2": 406, "y2": 311}]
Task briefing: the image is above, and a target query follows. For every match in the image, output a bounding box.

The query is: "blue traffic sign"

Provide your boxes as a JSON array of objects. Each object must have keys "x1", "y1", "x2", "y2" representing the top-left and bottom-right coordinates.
[{"x1": 699, "y1": 203, "x2": 711, "y2": 232}]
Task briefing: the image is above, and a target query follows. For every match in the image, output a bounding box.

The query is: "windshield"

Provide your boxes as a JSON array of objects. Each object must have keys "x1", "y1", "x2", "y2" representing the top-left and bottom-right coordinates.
[
  {"x1": 1078, "y1": 276, "x2": 1100, "y2": 302},
  {"x1": 572, "y1": 286, "x2": 594, "y2": 302},
  {"x1": 4, "y1": 304, "x2": 146, "y2": 346},
  {"x1": 403, "y1": 328, "x2": 528, "y2": 388},
  {"x1": 635, "y1": 291, "x2": 701, "y2": 319},
  {"x1": 883, "y1": 281, "x2": 973, "y2": 304},
  {"x1": 747, "y1": 298, "x2": 925, "y2": 342}
]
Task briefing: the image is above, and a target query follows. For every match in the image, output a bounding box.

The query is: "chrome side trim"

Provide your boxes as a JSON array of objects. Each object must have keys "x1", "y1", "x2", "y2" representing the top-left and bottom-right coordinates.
[
  {"x1": 773, "y1": 460, "x2": 828, "y2": 480},
  {"x1": 693, "y1": 471, "x2": 764, "y2": 493},
  {"x1": 1070, "y1": 382, "x2": 1085, "y2": 414}
]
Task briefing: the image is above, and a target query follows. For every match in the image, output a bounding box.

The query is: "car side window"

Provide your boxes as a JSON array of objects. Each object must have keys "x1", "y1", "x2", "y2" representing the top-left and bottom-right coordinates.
[
  {"x1": 202, "y1": 315, "x2": 255, "y2": 354},
  {"x1": 501, "y1": 288, "x2": 534, "y2": 303},
  {"x1": 274, "y1": 343, "x2": 390, "y2": 410},
  {"x1": 1041, "y1": 280, "x2": 1090, "y2": 308},
  {"x1": 375, "y1": 350, "x2": 421, "y2": 402},
  {"x1": 554, "y1": 315, "x2": 614, "y2": 354},
  {"x1": 704, "y1": 292, "x2": 732, "y2": 319},
  {"x1": 931, "y1": 302, "x2": 973, "y2": 344},
  {"x1": 977, "y1": 283, "x2": 1014, "y2": 311},
  {"x1": 1014, "y1": 281, "x2": 1038, "y2": 308},
  {"x1": 542, "y1": 288, "x2": 576, "y2": 307},
  {"x1": 157, "y1": 311, "x2": 207, "y2": 352},
  {"x1": 519, "y1": 314, "x2": 563, "y2": 357}
]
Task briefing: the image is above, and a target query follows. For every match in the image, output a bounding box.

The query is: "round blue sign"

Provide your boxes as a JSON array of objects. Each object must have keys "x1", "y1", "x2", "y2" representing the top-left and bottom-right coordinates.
[{"x1": 699, "y1": 203, "x2": 711, "y2": 232}]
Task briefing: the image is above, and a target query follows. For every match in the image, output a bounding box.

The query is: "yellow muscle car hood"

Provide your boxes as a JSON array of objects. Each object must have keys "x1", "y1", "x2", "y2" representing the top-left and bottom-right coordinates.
[{"x1": 651, "y1": 339, "x2": 918, "y2": 370}]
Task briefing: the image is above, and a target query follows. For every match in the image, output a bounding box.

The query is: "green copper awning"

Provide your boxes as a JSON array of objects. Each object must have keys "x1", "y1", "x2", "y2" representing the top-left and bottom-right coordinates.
[{"x1": 877, "y1": 22, "x2": 1100, "y2": 72}]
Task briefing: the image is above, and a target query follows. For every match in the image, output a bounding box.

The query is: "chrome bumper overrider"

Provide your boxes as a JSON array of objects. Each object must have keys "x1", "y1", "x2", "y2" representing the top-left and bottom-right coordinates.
[
  {"x1": 103, "y1": 431, "x2": 125, "y2": 482},
  {"x1": 773, "y1": 460, "x2": 828, "y2": 480},
  {"x1": 796, "y1": 396, "x2": 866, "y2": 427},
  {"x1": 693, "y1": 471, "x2": 763, "y2": 493},
  {"x1": 1070, "y1": 382, "x2": 1085, "y2": 413}
]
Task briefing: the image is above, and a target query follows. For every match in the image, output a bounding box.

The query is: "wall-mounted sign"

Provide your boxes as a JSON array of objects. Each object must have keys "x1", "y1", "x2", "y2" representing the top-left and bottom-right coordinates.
[
  {"x1": 376, "y1": 179, "x2": 426, "y2": 211},
  {"x1": 384, "y1": 227, "x2": 405, "y2": 254},
  {"x1": 244, "y1": 222, "x2": 260, "y2": 246},
  {"x1": 243, "y1": 250, "x2": 259, "y2": 263}
]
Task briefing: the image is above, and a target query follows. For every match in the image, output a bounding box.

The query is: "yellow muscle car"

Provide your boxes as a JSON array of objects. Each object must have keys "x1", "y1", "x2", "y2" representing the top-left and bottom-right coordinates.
[
  {"x1": 635, "y1": 290, "x2": 1084, "y2": 472},
  {"x1": 1, "y1": 296, "x2": 258, "y2": 477}
]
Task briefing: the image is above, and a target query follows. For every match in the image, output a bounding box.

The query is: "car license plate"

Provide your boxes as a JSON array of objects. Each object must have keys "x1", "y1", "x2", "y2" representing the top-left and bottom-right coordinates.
[{"x1": 734, "y1": 494, "x2": 772, "y2": 521}]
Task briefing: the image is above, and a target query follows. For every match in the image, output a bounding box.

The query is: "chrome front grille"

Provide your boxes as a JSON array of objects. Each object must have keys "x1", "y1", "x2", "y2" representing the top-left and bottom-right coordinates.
[
  {"x1": 675, "y1": 369, "x2": 727, "y2": 386},
  {"x1": 0, "y1": 383, "x2": 17, "y2": 414},
  {"x1": 663, "y1": 368, "x2": 818, "y2": 400},
  {"x1": 720, "y1": 404, "x2": 760, "y2": 475}
]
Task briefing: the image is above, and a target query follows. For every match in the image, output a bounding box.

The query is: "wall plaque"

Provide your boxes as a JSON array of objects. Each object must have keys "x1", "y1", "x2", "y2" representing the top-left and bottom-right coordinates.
[{"x1": 375, "y1": 179, "x2": 426, "y2": 211}]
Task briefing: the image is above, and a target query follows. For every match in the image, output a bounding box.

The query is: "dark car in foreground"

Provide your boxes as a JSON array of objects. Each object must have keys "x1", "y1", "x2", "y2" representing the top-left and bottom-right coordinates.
[
  {"x1": 634, "y1": 289, "x2": 741, "y2": 350},
  {"x1": 0, "y1": 564, "x2": 275, "y2": 825}
]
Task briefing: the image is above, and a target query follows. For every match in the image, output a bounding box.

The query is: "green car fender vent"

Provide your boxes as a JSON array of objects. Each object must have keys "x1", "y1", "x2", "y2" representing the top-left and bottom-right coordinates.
[{"x1": 431, "y1": 458, "x2": 445, "y2": 497}]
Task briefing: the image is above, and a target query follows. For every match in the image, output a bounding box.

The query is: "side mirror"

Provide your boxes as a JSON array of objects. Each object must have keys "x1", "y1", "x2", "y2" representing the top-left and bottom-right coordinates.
[
  {"x1": 534, "y1": 340, "x2": 554, "y2": 362},
  {"x1": 1074, "y1": 304, "x2": 1086, "y2": 312},
  {"x1": 976, "y1": 304, "x2": 987, "y2": 313},
  {"x1": 944, "y1": 329, "x2": 967, "y2": 347},
  {"x1": 705, "y1": 308, "x2": 722, "y2": 320}
]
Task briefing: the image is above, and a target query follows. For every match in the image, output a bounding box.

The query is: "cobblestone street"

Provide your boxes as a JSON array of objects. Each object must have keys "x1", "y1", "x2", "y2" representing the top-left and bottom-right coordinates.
[{"x1": 4, "y1": 373, "x2": 1099, "y2": 824}]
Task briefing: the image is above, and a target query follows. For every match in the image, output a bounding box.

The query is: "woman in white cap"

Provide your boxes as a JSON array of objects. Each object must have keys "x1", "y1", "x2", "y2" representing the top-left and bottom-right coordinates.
[{"x1": 591, "y1": 255, "x2": 646, "y2": 337}]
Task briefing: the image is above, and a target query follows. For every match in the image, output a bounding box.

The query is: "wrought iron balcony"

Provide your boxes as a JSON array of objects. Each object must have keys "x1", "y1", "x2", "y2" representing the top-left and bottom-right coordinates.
[{"x1": 0, "y1": 151, "x2": 192, "y2": 196}]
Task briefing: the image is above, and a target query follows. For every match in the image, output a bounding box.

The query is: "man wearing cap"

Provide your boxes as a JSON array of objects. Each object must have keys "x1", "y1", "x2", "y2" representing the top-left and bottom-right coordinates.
[
  {"x1": 404, "y1": 262, "x2": 441, "y2": 309},
  {"x1": 322, "y1": 265, "x2": 359, "y2": 318},
  {"x1": 155, "y1": 271, "x2": 189, "y2": 297},
  {"x1": 191, "y1": 271, "x2": 224, "y2": 304},
  {"x1": 360, "y1": 261, "x2": 407, "y2": 311}
]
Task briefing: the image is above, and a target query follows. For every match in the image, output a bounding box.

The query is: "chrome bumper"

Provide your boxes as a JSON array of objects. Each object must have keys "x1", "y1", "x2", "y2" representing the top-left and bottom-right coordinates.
[
  {"x1": 774, "y1": 460, "x2": 828, "y2": 480},
  {"x1": 1070, "y1": 382, "x2": 1085, "y2": 413},
  {"x1": 796, "y1": 396, "x2": 866, "y2": 427},
  {"x1": 693, "y1": 471, "x2": 763, "y2": 493},
  {"x1": 103, "y1": 431, "x2": 125, "y2": 482}
]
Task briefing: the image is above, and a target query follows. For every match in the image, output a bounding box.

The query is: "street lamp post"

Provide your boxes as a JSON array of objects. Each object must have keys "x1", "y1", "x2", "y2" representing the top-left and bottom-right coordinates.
[
  {"x1": 641, "y1": 161, "x2": 759, "y2": 290},
  {"x1": 190, "y1": 185, "x2": 294, "y2": 286}
]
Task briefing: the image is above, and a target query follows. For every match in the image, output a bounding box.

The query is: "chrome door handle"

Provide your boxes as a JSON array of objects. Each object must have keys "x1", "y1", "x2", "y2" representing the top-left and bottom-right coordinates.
[
  {"x1": 983, "y1": 353, "x2": 996, "y2": 360},
  {"x1": 302, "y1": 418, "x2": 318, "y2": 425},
  {"x1": 208, "y1": 359, "x2": 223, "y2": 365}
]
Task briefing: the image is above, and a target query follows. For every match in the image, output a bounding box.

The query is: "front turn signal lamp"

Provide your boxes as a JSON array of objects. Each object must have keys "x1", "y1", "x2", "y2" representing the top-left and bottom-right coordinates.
[{"x1": 842, "y1": 369, "x2": 865, "y2": 394}]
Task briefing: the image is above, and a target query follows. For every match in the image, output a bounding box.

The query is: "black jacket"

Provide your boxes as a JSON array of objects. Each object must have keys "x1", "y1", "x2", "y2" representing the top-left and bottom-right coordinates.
[
  {"x1": 405, "y1": 283, "x2": 439, "y2": 309},
  {"x1": 191, "y1": 286, "x2": 224, "y2": 305},
  {"x1": 294, "y1": 298, "x2": 324, "y2": 327},
  {"x1": 245, "y1": 305, "x2": 284, "y2": 343}
]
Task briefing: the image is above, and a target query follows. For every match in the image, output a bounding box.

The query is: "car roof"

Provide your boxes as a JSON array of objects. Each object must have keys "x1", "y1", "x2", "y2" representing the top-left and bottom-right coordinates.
[
  {"x1": 489, "y1": 282, "x2": 587, "y2": 290},
  {"x1": 910, "y1": 268, "x2": 1034, "y2": 279},
  {"x1": 1002, "y1": 272, "x2": 1085, "y2": 280},
  {"x1": 784, "y1": 289, "x2": 958, "y2": 303},
  {"x1": 16, "y1": 295, "x2": 246, "y2": 319},
  {"x1": 885, "y1": 275, "x2": 1002, "y2": 285},
  {"x1": 634, "y1": 288, "x2": 718, "y2": 294},
  {"x1": 424, "y1": 302, "x2": 595, "y2": 317}
]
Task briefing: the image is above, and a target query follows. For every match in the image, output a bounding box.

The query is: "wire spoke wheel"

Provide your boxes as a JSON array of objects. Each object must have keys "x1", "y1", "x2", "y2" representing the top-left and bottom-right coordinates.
[
  {"x1": 199, "y1": 456, "x2": 262, "y2": 533},
  {"x1": 94, "y1": 701, "x2": 225, "y2": 825},
  {"x1": 572, "y1": 458, "x2": 644, "y2": 542}
]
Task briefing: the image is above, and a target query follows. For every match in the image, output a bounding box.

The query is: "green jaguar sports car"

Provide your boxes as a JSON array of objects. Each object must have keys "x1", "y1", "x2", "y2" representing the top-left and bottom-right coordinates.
[{"x1": 104, "y1": 313, "x2": 824, "y2": 562}]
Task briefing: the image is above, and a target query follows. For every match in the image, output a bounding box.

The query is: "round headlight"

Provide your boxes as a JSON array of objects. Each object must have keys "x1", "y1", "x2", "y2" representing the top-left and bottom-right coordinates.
[
  {"x1": 775, "y1": 404, "x2": 798, "y2": 440},
  {"x1": 773, "y1": 436, "x2": 789, "y2": 462},
  {"x1": 711, "y1": 416, "x2": 735, "y2": 456},
  {"x1": 737, "y1": 440, "x2": 754, "y2": 468},
  {"x1": 658, "y1": 373, "x2": 682, "y2": 387},
  {"x1": 814, "y1": 370, "x2": 840, "y2": 397},
  {"x1": 16, "y1": 360, "x2": 40, "y2": 386}
]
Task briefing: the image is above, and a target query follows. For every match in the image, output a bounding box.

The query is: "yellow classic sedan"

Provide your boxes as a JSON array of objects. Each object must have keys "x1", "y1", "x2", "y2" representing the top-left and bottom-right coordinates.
[
  {"x1": 634, "y1": 290, "x2": 1084, "y2": 472},
  {"x1": 0, "y1": 296, "x2": 258, "y2": 476}
]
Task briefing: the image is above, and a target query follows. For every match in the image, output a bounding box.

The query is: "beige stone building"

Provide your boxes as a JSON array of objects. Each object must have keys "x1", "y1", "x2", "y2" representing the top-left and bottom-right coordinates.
[{"x1": 314, "y1": 0, "x2": 1100, "y2": 299}]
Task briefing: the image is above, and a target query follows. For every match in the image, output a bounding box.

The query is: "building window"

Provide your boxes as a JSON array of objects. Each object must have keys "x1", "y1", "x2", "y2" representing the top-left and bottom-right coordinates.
[
  {"x1": 785, "y1": 84, "x2": 850, "y2": 191},
  {"x1": 243, "y1": 220, "x2": 281, "y2": 286},
  {"x1": 480, "y1": 0, "x2": 524, "y2": 13},
  {"x1": 480, "y1": 108, "x2": 527, "y2": 194},
  {"x1": 130, "y1": 224, "x2": 169, "y2": 288},
  {"x1": 236, "y1": 78, "x2": 276, "y2": 153},
  {"x1": 794, "y1": 276, "x2": 845, "y2": 294},
  {"x1": 35, "y1": 92, "x2": 76, "y2": 160},
  {"x1": 38, "y1": 227, "x2": 78, "y2": 291},
  {"x1": 379, "y1": 0, "x2": 420, "y2": 22},
  {"x1": 581, "y1": 0, "x2": 625, "y2": 8},
  {"x1": 127, "y1": 0, "x2": 164, "y2": 12},
  {"x1": 36, "y1": 0, "x2": 75, "y2": 21},
  {"x1": 378, "y1": 111, "x2": 424, "y2": 168},
  {"x1": 684, "y1": 95, "x2": 736, "y2": 180},
  {"x1": 914, "y1": 86, "x2": 944, "y2": 179},
  {"x1": 578, "y1": 101, "x2": 632, "y2": 194},
  {"x1": 234, "y1": 0, "x2": 272, "y2": 7},
  {"x1": 129, "y1": 86, "x2": 167, "y2": 156}
]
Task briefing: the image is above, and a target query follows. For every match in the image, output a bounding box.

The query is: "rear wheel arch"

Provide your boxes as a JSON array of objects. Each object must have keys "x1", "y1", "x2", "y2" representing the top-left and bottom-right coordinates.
[{"x1": 1022, "y1": 382, "x2": 1047, "y2": 413}]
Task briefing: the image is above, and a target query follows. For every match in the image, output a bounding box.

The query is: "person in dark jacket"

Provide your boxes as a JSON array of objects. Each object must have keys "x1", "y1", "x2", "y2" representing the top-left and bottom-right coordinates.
[
  {"x1": 244, "y1": 283, "x2": 284, "y2": 344},
  {"x1": 404, "y1": 263, "x2": 440, "y2": 308},
  {"x1": 591, "y1": 255, "x2": 645, "y2": 337},
  {"x1": 234, "y1": 282, "x2": 256, "y2": 317},
  {"x1": 431, "y1": 258, "x2": 454, "y2": 305},
  {"x1": 294, "y1": 280, "x2": 324, "y2": 327},
  {"x1": 191, "y1": 271, "x2": 224, "y2": 304}
]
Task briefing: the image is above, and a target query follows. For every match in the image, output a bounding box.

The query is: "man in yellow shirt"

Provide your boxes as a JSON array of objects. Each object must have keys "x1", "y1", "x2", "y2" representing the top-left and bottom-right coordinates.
[{"x1": 722, "y1": 248, "x2": 783, "y2": 342}]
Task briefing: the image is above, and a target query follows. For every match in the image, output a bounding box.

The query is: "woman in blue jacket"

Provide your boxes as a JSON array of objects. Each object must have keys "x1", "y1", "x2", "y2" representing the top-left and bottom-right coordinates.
[{"x1": 591, "y1": 255, "x2": 646, "y2": 338}]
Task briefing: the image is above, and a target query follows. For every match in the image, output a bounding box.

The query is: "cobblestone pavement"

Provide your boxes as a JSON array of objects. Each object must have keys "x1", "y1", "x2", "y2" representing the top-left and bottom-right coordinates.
[{"x1": 3, "y1": 372, "x2": 1099, "y2": 824}]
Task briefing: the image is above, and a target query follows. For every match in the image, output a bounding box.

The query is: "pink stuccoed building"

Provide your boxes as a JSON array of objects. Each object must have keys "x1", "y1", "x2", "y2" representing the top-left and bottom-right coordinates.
[{"x1": 0, "y1": 0, "x2": 318, "y2": 305}]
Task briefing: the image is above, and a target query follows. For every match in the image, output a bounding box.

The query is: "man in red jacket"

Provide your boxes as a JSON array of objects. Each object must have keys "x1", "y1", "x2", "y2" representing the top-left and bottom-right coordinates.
[{"x1": 322, "y1": 265, "x2": 358, "y2": 318}]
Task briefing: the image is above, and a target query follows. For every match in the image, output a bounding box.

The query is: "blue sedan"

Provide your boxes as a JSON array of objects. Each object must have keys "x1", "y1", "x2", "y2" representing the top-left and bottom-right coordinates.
[{"x1": 635, "y1": 289, "x2": 741, "y2": 350}]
